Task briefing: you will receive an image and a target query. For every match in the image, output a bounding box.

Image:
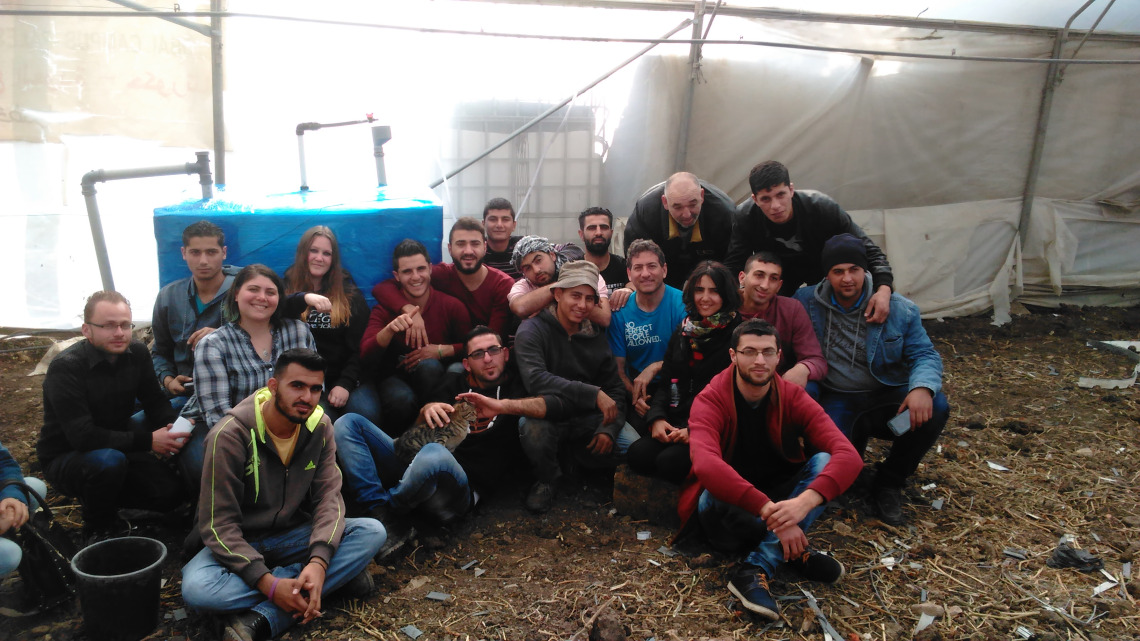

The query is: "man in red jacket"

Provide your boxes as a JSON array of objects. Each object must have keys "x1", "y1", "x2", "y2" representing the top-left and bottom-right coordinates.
[{"x1": 682, "y1": 319, "x2": 861, "y2": 620}]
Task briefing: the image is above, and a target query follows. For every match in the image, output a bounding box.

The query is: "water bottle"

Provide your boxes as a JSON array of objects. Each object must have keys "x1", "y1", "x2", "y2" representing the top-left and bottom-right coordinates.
[{"x1": 669, "y1": 378, "x2": 681, "y2": 409}]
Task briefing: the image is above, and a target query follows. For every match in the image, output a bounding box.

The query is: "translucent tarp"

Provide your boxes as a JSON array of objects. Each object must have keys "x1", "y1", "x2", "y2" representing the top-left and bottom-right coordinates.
[{"x1": 2, "y1": 1, "x2": 1138, "y2": 328}]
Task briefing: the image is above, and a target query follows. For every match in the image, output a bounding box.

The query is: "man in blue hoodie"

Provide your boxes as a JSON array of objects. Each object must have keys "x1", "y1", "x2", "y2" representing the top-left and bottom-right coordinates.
[{"x1": 793, "y1": 234, "x2": 948, "y2": 525}]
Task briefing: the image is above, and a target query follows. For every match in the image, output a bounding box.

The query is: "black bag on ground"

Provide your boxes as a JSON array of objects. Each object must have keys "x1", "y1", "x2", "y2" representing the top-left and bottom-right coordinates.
[{"x1": 0, "y1": 479, "x2": 78, "y2": 614}]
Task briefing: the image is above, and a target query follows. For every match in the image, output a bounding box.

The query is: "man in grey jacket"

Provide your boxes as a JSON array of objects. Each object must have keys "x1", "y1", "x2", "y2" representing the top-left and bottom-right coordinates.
[
  {"x1": 512, "y1": 261, "x2": 637, "y2": 513},
  {"x1": 151, "y1": 221, "x2": 238, "y2": 411},
  {"x1": 181, "y1": 349, "x2": 383, "y2": 641}
]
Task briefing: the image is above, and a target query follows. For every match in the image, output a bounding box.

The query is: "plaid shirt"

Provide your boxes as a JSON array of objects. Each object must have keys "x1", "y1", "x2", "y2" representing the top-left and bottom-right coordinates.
[{"x1": 180, "y1": 319, "x2": 316, "y2": 430}]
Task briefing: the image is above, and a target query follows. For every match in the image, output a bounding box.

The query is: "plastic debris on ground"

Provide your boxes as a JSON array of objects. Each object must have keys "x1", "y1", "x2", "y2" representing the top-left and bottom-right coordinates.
[
  {"x1": 1045, "y1": 542, "x2": 1104, "y2": 572},
  {"x1": 425, "y1": 591, "x2": 452, "y2": 601},
  {"x1": 986, "y1": 461, "x2": 1010, "y2": 471},
  {"x1": 915, "y1": 612, "x2": 936, "y2": 634},
  {"x1": 401, "y1": 624, "x2": 424, "y2": 639},
  {"x1": 636, "y1": 530, "x2": 651, "y2": 540}
]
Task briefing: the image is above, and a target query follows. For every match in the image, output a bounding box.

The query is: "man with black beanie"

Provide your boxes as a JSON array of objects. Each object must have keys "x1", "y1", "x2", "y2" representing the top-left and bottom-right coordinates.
[{"x1": 792, "y1": 234, "x2": 948, "y2": 525}]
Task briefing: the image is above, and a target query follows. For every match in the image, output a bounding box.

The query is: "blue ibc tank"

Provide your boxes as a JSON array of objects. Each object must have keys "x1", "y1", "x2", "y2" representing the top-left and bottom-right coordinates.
[{"x1": 153, "y1": 186, "x2": 442, "y2": 307}]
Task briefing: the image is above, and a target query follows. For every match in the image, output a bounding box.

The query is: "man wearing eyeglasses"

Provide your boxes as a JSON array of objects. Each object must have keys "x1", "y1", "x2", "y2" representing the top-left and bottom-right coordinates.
[
  {"x1": 680, "y1": 318, "x2": 861, "y2": 621},
  {"x1": 419, "y1": 326, "x2": 572, "y2": 495},
  {"x1": 37, "y1": 290, "x2": 188, "y2": 542}
]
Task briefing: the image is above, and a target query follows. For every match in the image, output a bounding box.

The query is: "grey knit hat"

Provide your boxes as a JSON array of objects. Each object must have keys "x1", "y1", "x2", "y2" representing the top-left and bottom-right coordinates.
[
  {"x1": 511, "y1": 235, "x2": 555, "y2": 273},
  {"x1": 550, "y1": 260, "x2": 600, "y2": 294}
]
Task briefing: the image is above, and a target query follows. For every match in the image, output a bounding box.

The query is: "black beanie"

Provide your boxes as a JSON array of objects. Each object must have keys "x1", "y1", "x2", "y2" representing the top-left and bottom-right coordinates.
[{"x1": 820, "y1": 233, "x2": 869, "y2": 273}]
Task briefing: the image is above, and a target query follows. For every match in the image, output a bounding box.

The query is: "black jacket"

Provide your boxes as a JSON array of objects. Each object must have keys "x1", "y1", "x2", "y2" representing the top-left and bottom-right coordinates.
[
  {"x1": 624, "y1": 179, "x2": 737, "y2": 289},
  {"x1": 724, "y1": 190, "x2": 894, "y2": 296}
]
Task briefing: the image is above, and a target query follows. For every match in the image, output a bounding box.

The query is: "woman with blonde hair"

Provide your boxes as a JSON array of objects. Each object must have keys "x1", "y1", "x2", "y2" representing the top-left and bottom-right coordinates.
[{"x1": 284, "y1": 226, "x2": 375, "y2": 424}]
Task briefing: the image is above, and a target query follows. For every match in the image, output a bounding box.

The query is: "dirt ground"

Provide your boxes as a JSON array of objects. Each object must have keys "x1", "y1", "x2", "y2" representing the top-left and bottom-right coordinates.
[{"x1": 1, "y1": 305, "x2": 1139, "y2": 641}]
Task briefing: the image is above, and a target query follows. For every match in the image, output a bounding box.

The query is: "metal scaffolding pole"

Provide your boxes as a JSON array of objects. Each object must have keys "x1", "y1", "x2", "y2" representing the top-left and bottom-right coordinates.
[
  {"x1": 429, "y1": 19, "x2": 693, "y2": 189},
  {"x1": 673, "y1": 1, "x2": 705, "y2": 172}
]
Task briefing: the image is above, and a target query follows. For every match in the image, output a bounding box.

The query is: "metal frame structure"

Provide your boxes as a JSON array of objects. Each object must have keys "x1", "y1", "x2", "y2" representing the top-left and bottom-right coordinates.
[{"x1": 5, "y1": 0, "x2": 1138, "y2": 257}]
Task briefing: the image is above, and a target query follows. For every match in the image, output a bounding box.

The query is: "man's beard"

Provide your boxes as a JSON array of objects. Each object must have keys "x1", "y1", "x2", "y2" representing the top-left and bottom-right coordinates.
[
  {"x1": 736, "y1": 365, "x2": 774, "y2": 389},
  {"x1": 275, "y1": 395, "x2": 314, "y2": 424},
  {"x1": 454, "y1": 256, "x2": 485, "y2": 275},
  {"x1": 585, "y1": 238, "x2": 610, "y2": 257}
]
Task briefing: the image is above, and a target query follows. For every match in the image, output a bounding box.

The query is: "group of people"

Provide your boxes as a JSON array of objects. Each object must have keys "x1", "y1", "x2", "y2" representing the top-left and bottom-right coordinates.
[{"x1": 2, "y1": 160, "x2": 950, "y2": 638}]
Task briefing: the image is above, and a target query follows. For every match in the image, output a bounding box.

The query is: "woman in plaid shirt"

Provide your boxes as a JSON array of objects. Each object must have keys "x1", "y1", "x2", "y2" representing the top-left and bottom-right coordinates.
[{"x1": 178, "y1": 265, "x2": 317, "y2": 488}]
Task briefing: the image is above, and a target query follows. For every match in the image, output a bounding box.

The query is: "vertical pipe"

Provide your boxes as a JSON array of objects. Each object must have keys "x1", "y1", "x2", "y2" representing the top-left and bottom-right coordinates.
[
  {"x1": 195, "y1": 151, "x2": 214, "y2": 200},
  {"x1": 210, "y1": 0, "x2": 226, "y2": 186},
  {"x1": 80, "y1": 182, "x2": 115, "y2": 291},
  {"x1": 1016, "y1": 34, "x2": 1063, "y2": 248},
  {"x1": 298, "y1": 134, "x2": 309, "y2": 191},
  {"x1": 673, "y1": 1, "x2": 706, "y2": 173}
]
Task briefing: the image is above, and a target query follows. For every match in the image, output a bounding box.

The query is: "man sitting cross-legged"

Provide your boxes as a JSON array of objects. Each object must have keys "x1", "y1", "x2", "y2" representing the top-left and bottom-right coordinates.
[
  {"x1": 181, "y1": 348, "x2": 383, "y2": 641},
  {"x1": 681, "y1": 319, "x2": 861, "y2": 620}
]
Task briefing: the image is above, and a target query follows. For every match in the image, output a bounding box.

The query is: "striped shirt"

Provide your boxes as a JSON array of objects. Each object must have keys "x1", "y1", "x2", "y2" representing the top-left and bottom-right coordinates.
[{"x1": 180, "y1": 319, "x2": 316, "y2": 430}]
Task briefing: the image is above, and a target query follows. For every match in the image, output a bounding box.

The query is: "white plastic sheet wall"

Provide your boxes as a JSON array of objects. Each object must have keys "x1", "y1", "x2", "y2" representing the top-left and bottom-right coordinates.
[{"x1": 3, "y1": 2, "x2": 1139, "y2": 328}]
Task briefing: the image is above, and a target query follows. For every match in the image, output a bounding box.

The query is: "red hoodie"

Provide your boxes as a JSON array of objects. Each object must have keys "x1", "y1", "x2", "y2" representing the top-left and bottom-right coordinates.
[{"x1": 678, "y1": 367, "x2": 862, "y2": 535}]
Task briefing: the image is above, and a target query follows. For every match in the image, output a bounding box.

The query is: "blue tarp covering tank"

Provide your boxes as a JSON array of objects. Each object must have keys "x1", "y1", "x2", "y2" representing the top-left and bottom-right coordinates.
[{"x1": 153, "y1": 186, "x2": 443, "y2": 307}]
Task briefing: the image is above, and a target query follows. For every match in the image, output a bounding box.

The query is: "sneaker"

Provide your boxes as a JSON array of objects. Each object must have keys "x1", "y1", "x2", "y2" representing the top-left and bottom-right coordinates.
[
  {"x1": 369, "y1": 504, "x2": 416, "y2": 562},
  {"x1": 787, "y1": 549, "x2": 845, "y2": 584},
  {"x1": 222, "y1": 610, "x2": 270, "y2": 641},
  {"x1": 337, "y1": 569, "x2": 374, "y2": 599},
  {"x1": 727, "y1": 564, "x2": 780, "y2": 620},
  {"x1": 524, "y1": 481, "x2": 556, "y2": 513},
  {"x1": 872, "y1": 484, "x2": 905, "y2": 525}
]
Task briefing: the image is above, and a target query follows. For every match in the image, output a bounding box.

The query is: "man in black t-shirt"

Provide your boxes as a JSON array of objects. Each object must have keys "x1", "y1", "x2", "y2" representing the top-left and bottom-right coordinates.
[
  {"x1": 482, "y1": 198, "x2": 523, "y2": 281},
  {"x1": 419, "y1": 326, "x2": 569, "y2": 492},
  {"x1": 577, "y1": 206, "x2": 627, "y2": 294}
]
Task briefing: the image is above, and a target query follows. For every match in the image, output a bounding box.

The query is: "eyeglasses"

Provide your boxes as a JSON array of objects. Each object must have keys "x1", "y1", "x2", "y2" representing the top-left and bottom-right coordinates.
[
  {"x1": 467, "y1": 345, "x2": 504, "y2": 360},
  {"x1": 735, "y1": 347, "x2": 778, "y2": 359},
  {"x1": 86, "y1": 322, "x2": 135, "y2": 332}
]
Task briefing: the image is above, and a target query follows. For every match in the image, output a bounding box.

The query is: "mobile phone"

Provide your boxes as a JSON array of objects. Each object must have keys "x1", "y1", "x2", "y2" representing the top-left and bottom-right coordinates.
[
  {"x1": 170, "y1": 416, "x2": 194, "y2": 436},
  {"x1": 887, "y1": 410, "x2": 911, "y2": 436}
]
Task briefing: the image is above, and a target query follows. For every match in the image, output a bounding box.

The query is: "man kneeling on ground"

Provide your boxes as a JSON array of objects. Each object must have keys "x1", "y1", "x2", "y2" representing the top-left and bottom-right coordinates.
[
  {"x1": 681, "y1": 319, "x2": 861, "y2": 620},
  {"x1": 182, "y1": 349, "x2": 383, "y2": 641}
]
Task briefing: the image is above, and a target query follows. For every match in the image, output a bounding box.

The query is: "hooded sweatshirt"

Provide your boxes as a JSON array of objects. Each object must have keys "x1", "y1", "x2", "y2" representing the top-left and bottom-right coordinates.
[
  {"x1": 793, "y1": 276, "x2": 943, "y2": 396},
  {"x1": 198, "y1": 388, "x2": 345, "y2": 588},
  {"x1": 514, "y1": 307, "x2": 627, "y2": 440}
]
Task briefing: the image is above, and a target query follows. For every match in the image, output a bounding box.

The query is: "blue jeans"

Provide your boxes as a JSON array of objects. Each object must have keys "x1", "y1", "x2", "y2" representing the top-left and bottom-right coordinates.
[
  {"x1": 333, "y1": 413, "x2": 470, "y2": 523},
  {"x1": 817, "y1": 386, "x2": 949, "y2": 487},
  {"x1": 320, "y1": 386, "x2": 384, "y2": 429},
  {"x1": 0, "y1": 477, "x2": 46, "y2": 576},
  {"x1": 43, "y1": 449, "x2": 183, "y2": 529},
  {"x1": 518, "y1": 416, "x2": 639, "y2": 483},
  {"x1": 181, "y1": 518, "x2": 383, "y2": 638},
  {"x1": 697, "y1": 452, "x2": 831, "y2": 578}
]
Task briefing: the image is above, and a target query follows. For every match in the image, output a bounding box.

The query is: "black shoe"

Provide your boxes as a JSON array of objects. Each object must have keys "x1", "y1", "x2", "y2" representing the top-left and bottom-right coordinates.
[
  {"x1": 727, "y1": 564, "x2": 779, "y2": 620},
  {"x1": 337, "y1": 569, "x2": 374, "y2": 599},
  {"x1": 222, "y1": 610, "x2": 270, "y2": 641},
  {"x1": 872, "y1": 485, "x2": 905, "y2": 525},
  {"x1": 524, "y1": 481, "x2": 556, "y2": 513},
  {"x1": 369, "y1": 505, "x2": 416, "y2": 562},
  {"x1": 787, "y1": 549, "x2": 845, "y2": 584}
]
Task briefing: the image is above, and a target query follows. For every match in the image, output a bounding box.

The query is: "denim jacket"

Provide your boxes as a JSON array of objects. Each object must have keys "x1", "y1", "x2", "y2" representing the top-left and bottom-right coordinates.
[{"x1": 793, "y1": 275, "x2": 942, "y2": 395}]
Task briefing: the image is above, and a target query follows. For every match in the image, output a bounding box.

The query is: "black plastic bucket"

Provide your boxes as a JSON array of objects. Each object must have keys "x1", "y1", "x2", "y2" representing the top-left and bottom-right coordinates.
[{"x1": 70, "y1": 537, "x2": 168, "y2": 641}]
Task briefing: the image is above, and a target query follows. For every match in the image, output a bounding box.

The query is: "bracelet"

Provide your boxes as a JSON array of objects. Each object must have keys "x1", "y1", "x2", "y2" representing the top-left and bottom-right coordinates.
[
  {"x1": 268, "y1": 576, "x2": 281, "y2": 600},
  {"x1": 437, "y1": 345, "x2": 444, "y2": 359},
  {"x1": 309, "y1": 557, "x2": 328, "y2": 570}
]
